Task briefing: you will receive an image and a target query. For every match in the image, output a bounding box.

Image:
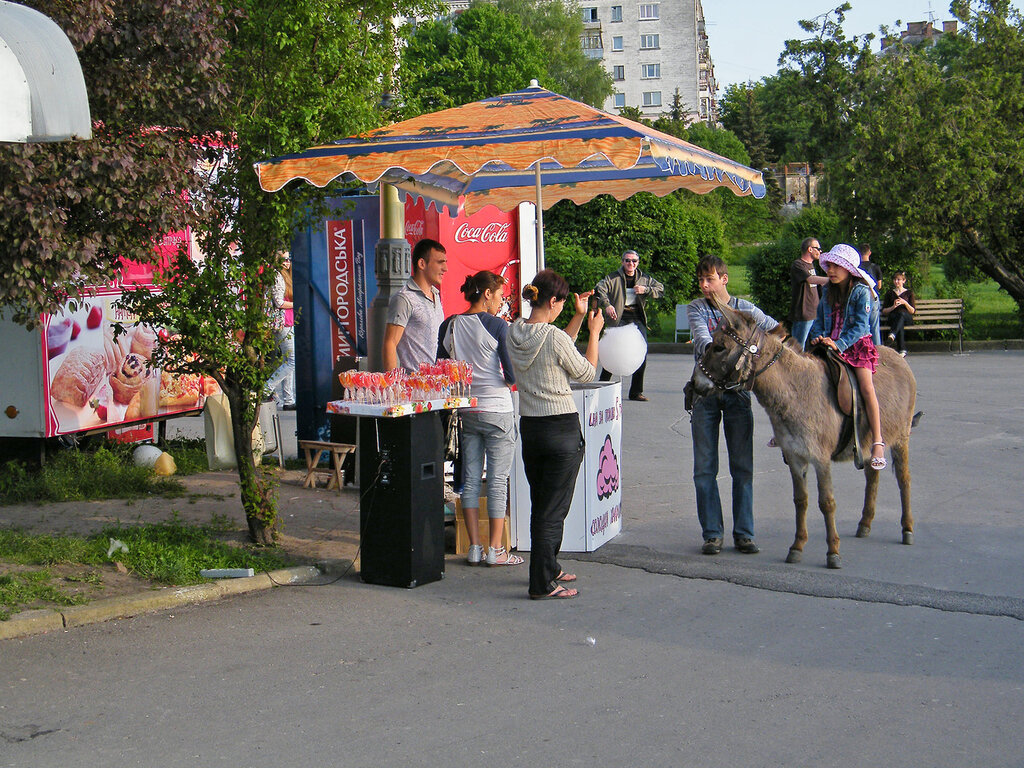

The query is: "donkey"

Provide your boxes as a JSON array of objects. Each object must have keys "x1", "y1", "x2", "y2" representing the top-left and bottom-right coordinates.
[{"x1": 691, "y1": 301, "x2": 918, "y2": 568}]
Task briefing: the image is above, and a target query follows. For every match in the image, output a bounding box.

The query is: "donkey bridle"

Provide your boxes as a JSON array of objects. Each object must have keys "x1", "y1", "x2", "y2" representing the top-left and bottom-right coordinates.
[{"x1": 698, "y1": 325, "x2": 788, "y2": 391}]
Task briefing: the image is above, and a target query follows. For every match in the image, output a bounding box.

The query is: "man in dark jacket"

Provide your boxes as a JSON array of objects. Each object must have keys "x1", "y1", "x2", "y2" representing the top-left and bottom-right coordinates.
[{"x1": 594, "y1": 250, "x2": 664, "y2": 401}]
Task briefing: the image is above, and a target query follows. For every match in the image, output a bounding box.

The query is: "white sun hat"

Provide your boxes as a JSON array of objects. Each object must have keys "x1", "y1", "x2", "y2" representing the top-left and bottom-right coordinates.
[{"x1": 819, "y1": 243, "x2": 877, "y2": 292}]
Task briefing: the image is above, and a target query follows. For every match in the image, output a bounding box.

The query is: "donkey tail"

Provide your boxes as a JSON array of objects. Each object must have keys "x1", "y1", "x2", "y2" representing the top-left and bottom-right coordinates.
[{"x1": 911, "y1": 411, "x2": 924, "y2": 428}]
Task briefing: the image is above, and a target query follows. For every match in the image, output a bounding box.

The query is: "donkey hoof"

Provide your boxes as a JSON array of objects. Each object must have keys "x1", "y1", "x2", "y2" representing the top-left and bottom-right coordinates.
[
  {"x1": 902, "y1": 531, "x2": 914, "y2": 545},
  {"x1": 826, "y1": 554, "x2": 842, "y2": 569},
  {"x1": 786, "y1": 549, "x2": 802, "y2": 564},
  {"x1": 855, "y1": 524, "x2": 870, "y2": 538}
]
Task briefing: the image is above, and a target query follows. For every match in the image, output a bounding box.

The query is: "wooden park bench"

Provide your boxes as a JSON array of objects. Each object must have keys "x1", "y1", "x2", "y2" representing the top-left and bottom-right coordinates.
[
  {"x1": 297, "y1": 440, "x2": 356, "y2": 491},
  {"x1": 883, "y1": 297, "x2": 965, "y2": 353}
]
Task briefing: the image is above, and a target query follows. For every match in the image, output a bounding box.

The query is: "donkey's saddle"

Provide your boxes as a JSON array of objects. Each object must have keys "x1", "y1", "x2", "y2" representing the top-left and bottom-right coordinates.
[{"x1": 810, "y1": 345, "x2": 866, "y2": 470}]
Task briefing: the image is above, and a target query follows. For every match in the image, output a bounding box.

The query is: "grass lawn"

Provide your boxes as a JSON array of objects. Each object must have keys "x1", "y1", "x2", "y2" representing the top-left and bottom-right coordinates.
[{"x1": 916, "y1": 265, "x2": 1022, "y2": 340}]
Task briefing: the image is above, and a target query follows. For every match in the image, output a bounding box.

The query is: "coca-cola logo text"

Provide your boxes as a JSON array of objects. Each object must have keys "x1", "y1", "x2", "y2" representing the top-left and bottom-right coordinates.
[
  {"x1": 405, "y1": 219, "x2": 425, "y2": 239},
  {"x1": 454, "y1": 222, "x2": 511, "y2": 244}
]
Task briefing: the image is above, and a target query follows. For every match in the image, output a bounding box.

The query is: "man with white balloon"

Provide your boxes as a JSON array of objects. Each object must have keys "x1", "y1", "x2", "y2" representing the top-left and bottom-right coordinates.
[{"x1": 594, "y1": 251, "x2": 664, "y2": 401}]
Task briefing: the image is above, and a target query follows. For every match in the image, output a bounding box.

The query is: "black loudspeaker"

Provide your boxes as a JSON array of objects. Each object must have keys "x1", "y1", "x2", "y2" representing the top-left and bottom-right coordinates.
[{"x1": 358, "y1": 413, "x2": 445, "y2": 588}]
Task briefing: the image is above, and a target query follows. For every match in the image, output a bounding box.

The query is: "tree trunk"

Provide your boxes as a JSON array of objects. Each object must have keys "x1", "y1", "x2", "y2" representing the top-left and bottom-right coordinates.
[
  {"x1": 961, "y1": 225, "x2": 1024, "y2": 313},
  {"x1": 223, "y1": 383, "x2": 279, "y2": 545}
]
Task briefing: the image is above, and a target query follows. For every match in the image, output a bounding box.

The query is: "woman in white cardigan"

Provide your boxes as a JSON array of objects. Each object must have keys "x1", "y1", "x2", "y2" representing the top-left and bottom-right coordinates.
[{"x1": 507, "y1": 269, "x2": 603, "y2": 600}]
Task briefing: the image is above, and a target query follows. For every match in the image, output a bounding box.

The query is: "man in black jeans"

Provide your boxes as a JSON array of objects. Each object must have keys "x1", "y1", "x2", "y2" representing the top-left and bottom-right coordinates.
[{"x1": 595, "y1": 250, "x2": 664, "y2": 401}]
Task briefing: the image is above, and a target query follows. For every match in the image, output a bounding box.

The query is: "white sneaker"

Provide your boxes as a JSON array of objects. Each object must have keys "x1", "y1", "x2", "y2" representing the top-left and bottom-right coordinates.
[
  {"x1": 899, "y1": 351, "x2": 907, "y2": 358},
  {"x1": 467, "y1": 544, "x2": 485, "y2": 566}
]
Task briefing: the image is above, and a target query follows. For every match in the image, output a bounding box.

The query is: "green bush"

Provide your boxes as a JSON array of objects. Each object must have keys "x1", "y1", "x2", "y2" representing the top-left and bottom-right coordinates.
[
  {"x1": 544, "y1": 192, "x2": 726, "y2": 329},
  {"x1": 781, "y1": 205, "x2": 844, "y2": 246},
  {"x1": 747, "y1": 240, "x2": 793, "y2": 324}
]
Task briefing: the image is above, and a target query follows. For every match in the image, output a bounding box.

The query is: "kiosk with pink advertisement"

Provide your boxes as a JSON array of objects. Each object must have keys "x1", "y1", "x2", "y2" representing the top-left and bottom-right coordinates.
[{"x1": 0, "y1": 231, "x2": 213, "y2": 441}]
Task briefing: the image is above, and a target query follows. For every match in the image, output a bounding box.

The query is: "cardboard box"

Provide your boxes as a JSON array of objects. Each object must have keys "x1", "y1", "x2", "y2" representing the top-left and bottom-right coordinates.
[{"x1": 454, "y1": 497, "x2": 511, "y2": 555}]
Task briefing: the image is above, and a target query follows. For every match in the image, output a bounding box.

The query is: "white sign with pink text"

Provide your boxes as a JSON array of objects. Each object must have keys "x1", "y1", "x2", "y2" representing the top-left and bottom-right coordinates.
[{"x1": 510, "y1": 381, "x2": 623, "y2": 552}]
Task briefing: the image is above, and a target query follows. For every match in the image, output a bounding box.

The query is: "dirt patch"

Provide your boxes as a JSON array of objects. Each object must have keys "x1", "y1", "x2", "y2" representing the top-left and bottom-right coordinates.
[
  {"x1": 0, "y1": 560, "x2": 155, "y2": 612},
  {"x1": 1, "y1": 469, "x2": 365, "y2": 615}
]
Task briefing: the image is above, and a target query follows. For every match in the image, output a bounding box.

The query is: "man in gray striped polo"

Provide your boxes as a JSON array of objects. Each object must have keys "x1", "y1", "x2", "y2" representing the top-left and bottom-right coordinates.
[{"x1": 382, "y1": 238, "x2": 448, "y2": 372}]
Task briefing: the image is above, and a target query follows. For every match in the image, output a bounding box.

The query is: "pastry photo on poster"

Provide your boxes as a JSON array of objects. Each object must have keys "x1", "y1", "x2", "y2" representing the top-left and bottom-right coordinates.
[{"x1": 42, "y1": 293, "x2": 218, "y2": 436}]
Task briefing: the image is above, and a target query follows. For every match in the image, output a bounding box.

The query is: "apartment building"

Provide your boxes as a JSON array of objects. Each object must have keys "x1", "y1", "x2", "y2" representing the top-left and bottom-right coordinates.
[{"x1": 580, "y1": 0, "x2": 716, "y2": 121}]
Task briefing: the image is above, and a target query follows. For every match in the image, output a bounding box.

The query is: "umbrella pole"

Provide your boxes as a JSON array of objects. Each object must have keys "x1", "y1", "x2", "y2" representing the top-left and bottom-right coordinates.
[{"x1": 535, "y1": 163, "x2": 545, "y2": 270}]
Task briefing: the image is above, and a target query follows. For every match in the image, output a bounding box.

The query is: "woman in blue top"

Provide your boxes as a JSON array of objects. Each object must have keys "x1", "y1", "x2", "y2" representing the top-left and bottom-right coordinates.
[
  {"x1": 437, "y1": 271, "x2": 523, "y2": 567},
  {"x1": 808, "y1": 244, "x2": 887, "y2": 470}
]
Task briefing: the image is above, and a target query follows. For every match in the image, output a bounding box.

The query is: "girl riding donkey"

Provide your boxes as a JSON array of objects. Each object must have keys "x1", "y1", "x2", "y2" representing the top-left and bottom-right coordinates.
[{"x1": 808, "y1": 244, "x2": 887, "y2": 471}]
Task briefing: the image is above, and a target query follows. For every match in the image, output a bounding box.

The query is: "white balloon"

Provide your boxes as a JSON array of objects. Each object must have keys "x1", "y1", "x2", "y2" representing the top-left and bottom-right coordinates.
[
  {"x1": 132, "y1": 444, "x2": 163, "y2": 468},
  {"x1": 598, "y1": 324, "x2": 647, "y2": 376}
]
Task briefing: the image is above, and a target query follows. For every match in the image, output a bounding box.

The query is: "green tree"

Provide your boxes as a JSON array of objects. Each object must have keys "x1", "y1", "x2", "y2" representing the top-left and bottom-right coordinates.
[
  {"x1": 829, "y1": 0, "x2": 1024, "y2": 314},
  {"x1": 544, "y1": 192, "x2": 727, "y2": 321},
  {"x1": 675, "y1": 123, "x2": 778, "y2": 245},
  {"x1": 398, "y1": 2, "x2": 549, "y2": 115},
  {"x1": 118, "y1": 0, "x2": 431, "y2": 544},
  {"x1": 718, "y1": 82, "x2": 774, "y2": 169},
  {"x1": 496, "y1": 0, "x2": 613, "y2": 106},
  {"x1": 778, "y1": 2, "x2": 874, "y2": 166},
  {"x1": 0, "y1": 0, "x2": 227, "y2": 326}
]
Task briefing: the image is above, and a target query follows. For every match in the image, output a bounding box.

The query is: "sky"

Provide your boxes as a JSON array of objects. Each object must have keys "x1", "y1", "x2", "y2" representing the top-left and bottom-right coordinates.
[{"x1": 704, "y1": 0, "x2": 960, "y2": 91}]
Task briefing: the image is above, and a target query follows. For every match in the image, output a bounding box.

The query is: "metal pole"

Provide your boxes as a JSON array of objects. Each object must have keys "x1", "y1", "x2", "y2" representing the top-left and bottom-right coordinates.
[{"x1": 534, "y1": 163, "x2": 545, "y2": 270}]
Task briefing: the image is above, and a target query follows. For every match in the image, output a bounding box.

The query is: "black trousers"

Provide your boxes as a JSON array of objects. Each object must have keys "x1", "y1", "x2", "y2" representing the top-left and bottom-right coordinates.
[
  {"x1": 598, "y1": 317, "x2": 647, "y2": 398},
  {"x1": 888, "y1": 311, "x2": 913, "y2": 352},
  {"x1": 520, "y1": 413, "x2": 585, "y2": 596}
]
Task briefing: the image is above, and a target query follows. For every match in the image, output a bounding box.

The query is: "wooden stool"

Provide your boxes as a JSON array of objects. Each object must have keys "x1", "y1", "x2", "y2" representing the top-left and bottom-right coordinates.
[
  {"x1": 297, "y1": 440, "x2": 356, "y2": 490},
  {"x1": 455, "y1": 498, "x2": 511, "y2": 555}
]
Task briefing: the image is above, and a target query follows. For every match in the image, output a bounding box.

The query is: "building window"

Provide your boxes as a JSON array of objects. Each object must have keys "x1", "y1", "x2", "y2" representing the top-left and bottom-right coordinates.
[
  {"x1": 614, "y1": 93, "x2": 626, "y2": 109},
  {"x1": 612, "y1": 36, "x2": 624, "y2": 51},
  {"x1": 638, "y1": 3, "x2": 659, "y2": 20},
  {"x1": 582, "y1": 34, "x2": 602, "y2": 50},
  {"x1": 582, "y1": 7, "x2": 598, "y2": 22},
  {"x1": 640, "y1": 34, "x2": 660, "y2": 49},
  {"x1": 612, "y1": 65, "x2": 625, "y2": 81},
  {"x1": 611, "y1": 5, "x2": 623, "y2": 22},
  {"x1": 641, "y1": 63, "x2": 660, "y2": 79},
  {"x1": 642, "y1": 91, "x2": 662, "y2": 107}
]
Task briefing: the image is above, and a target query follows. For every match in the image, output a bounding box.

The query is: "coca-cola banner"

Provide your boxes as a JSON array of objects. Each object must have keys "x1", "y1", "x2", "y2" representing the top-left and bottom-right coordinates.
[
  {"x1": 325, "y1": 219, "x2": 367, "y2": 360},
  {"x1": 402, "y1": 202, "x2": 519, "y2": 321}
]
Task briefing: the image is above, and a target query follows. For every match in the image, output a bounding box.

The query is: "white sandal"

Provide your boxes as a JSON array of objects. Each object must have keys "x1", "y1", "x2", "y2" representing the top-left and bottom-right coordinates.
[
  {"x1": 486, "y1": 546, "x2": 524, "y2": 566},
  {"x1": 870, "y1": 441, "x2": 887, "y2": 471}
]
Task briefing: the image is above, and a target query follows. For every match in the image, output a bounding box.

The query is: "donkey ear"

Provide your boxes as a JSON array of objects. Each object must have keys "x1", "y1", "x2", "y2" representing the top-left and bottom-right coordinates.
[{"x1": 709, "y1": 295, "x2": 738, "y2": 324}]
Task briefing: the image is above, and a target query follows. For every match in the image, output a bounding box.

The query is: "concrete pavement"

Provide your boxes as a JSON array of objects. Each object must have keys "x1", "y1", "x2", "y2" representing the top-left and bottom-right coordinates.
[{"x1": 2, "y1": 350, "x2": 1023, "y2": 765}]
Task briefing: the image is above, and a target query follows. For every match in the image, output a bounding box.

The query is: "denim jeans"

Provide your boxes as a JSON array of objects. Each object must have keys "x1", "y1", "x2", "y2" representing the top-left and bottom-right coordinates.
[
  {"x1": 266, "y1": 327, "x2": 295, "y2": 405},
  {"x1": 520, "y1": 413, "x2": 585, "y2": 596},
  {"x1": 459, "y1": 410, "x2": 516, "y2": 519},
  {"x1": 690, "y1": 389, "x2": 754, "y2": 541},
  {"x1": 791, "y1": 319, "x2": 814, "y2": 350},
  {"x1": 869, "y1": 295, "x2": 882, "y2": 346}
]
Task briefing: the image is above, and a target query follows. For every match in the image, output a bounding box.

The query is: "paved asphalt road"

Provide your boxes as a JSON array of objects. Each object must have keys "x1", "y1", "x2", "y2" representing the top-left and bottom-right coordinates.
[{"x1": 2, "y1": 351, "x2": 1023, "y2": 767}]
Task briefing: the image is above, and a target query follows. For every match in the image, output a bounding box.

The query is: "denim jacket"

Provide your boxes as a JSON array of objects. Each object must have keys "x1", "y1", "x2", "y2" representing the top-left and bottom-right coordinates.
[{"x1": 808, "y1": 282, "x2": 872, "y2": 353}]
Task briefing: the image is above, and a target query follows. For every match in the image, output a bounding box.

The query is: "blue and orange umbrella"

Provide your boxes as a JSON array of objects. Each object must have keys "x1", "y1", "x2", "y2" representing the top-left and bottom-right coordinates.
[{"x1": 255, "y1": 83, "x2": 766, "y2": 216}]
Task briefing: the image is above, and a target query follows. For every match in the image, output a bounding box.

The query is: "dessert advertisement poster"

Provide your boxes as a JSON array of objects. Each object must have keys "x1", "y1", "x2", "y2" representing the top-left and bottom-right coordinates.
[{"x1": 41, "y1": 291, "x2": 214, "y2": 437}]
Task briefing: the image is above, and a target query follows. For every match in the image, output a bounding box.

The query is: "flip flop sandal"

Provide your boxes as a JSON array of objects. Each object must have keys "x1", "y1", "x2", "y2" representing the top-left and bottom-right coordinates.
[
  {"x1": 870, "y1": 441, "x2": 887, "y2": 471},
  {"x1": 555, "y1": 571, "x2": 577, "y2": 583},
  {"x1": 529, "y1": 585, "x2": 579, "y2": 600}
]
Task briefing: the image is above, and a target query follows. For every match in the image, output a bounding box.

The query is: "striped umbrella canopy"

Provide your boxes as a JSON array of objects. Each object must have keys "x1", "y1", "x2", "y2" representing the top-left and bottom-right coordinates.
[{"x1": 255, "y1": 84, "x2": 766, "y2": 216}]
